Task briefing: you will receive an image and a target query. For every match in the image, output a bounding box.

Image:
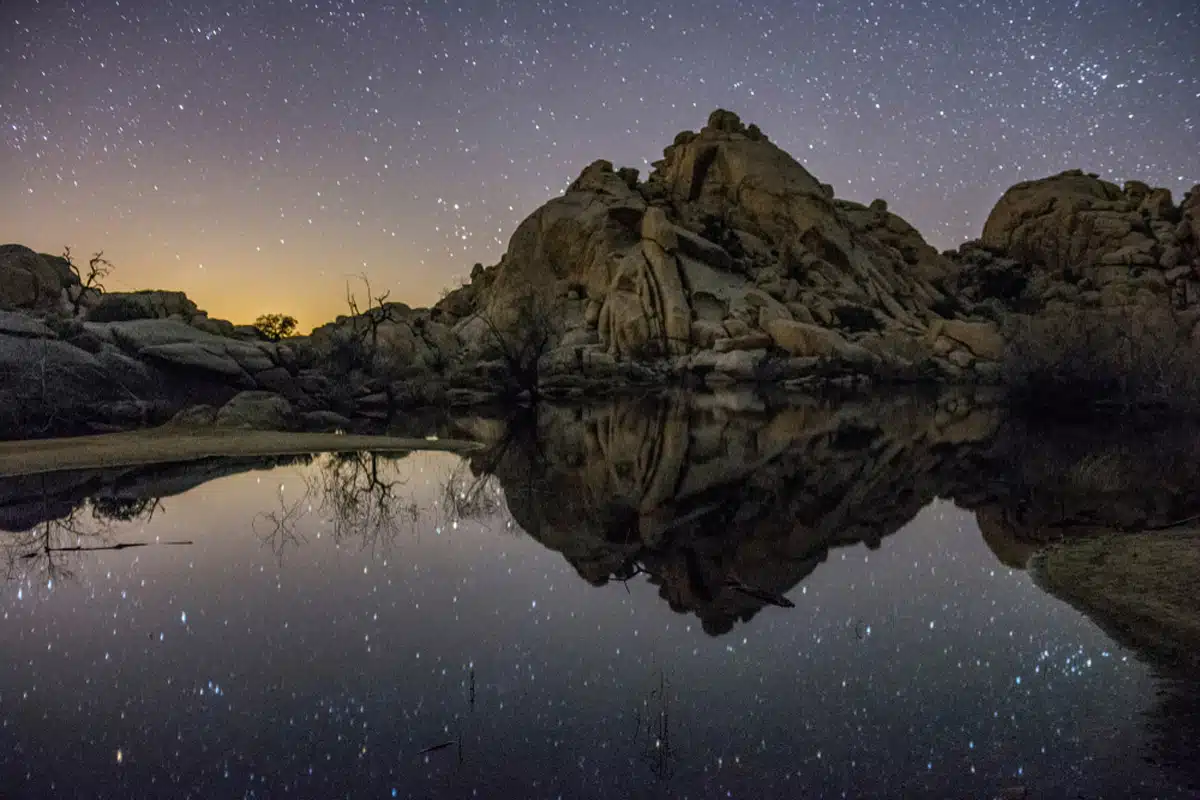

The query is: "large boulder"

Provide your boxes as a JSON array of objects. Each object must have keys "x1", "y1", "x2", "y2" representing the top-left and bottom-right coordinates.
[
  {"x1": 929, "y1": 319, "x2": 1006, "y2": 361},
  {"x1": 214, "y1": 391, "x2": 295, "y2": 430},
  {"x1": 86, "y1": 290, "x2": 201, "y2": 323},
  {"x1": 86, "y1": 319, "x2": 282, "y2": 384},
  {"x1": 765, "y1": 318, "x2": 874, "y2": 363},
  {"x1": 976, "y1": 171, "x2": 1198, "y2": 301},
  {"x1": 947, "y1": 172, "x2": 1200, "y2": 364},
  {"x1": 0, "y1": 245, "x2": 71, "y2": 310},
  {"x1": 0, "y1": 310, "x2": 56, "y2": 339}
]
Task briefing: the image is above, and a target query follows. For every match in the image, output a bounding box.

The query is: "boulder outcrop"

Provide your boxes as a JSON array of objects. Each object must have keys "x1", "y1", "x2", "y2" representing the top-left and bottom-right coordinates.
[
  {"x1": 434, "y1": 109, "x2": 993, "y2": 385},
  {"x1": 286, "y1": 111, "x2": 1200, "y2": 401},
  {"x1": 0, "y1": 245, "x2": 78, "y2": 311},
  {"x1": 0, "y1": 303, "x2": 321, "y2": 438},
  {"x1": 947, "y1": 171, "x2": 1200, "y2": 340}
]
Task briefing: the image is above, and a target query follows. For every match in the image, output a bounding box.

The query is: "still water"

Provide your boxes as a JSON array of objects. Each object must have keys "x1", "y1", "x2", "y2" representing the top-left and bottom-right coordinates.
[{"x1": 0, "y1": 440, "x2": 1193, "y2": 799}]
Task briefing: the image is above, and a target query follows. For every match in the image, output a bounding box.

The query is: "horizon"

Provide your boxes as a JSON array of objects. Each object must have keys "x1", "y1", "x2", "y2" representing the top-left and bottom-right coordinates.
[{"x1": 3, "y1": 0, "x2": 1198, "y2": 330}]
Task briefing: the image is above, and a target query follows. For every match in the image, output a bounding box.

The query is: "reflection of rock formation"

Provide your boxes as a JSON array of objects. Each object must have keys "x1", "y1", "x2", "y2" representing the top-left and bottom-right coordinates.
[
  {"x1": 458, "y1": 392, "x2": 1200, "y2": 636},
  {"x1": 458, "y1": 389, "x2": 1003, "y2": 635},
  {"x1": 0, "y1": 455, "x2": 309, "y2": 533},
  {"x1": 975, "y1": 422, "x2": 1200, "y2": 542}
]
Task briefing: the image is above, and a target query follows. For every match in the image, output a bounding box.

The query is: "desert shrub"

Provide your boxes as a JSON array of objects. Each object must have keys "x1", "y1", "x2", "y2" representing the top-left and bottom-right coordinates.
[
  {"x1": 475, "y1": 292, "x2": 564, "y2": 400},
  {"x1": 1003, "y1": 308, "x2": 1200, "y2": 418},
  {"x1": 327, "y1": 329, "x2": 369, "y2": 375}
]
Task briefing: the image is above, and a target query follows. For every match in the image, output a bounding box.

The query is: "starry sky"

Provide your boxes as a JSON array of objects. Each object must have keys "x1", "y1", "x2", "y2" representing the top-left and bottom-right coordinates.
[{"x1": 2, "y1": 0, "x2": 1198, "y2": 329}]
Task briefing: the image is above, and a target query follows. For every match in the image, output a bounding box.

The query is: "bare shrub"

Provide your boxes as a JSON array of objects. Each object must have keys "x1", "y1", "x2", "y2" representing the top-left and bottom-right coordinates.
[{"x1": 474, "y1": 292, "x2": 564, "y2": 400}]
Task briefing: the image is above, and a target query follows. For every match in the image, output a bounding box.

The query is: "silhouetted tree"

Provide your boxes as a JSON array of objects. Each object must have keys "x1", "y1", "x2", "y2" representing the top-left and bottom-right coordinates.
[
  {"x1": 62, "y1": 245, "x2": 113, "y2": 315},
  {"x1": 253, "y1": 313, "x2": 298, "y2": 341}
]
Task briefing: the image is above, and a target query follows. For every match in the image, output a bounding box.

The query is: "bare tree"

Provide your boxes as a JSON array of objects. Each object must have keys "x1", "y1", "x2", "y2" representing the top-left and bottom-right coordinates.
[
  {"x1": 62, "y1": 245, "x2": 114, "y2": 316},
  {"x1": 345, "y1": 273, "x2": 404, "y2": 354}
]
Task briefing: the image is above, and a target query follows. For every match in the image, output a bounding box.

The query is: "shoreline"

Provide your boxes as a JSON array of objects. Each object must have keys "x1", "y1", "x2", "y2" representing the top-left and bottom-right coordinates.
[{"x1": 0, "y1": 427, "x2": 481, "y2": 478}]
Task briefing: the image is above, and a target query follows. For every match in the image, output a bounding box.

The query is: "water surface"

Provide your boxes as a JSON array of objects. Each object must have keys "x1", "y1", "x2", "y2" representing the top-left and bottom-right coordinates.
[{"x1": 1, "y1": 394, "x2": 1197, "y2": 798}]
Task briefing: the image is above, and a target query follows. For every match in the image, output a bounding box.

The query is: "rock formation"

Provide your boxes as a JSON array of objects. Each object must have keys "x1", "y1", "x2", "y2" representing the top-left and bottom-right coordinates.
[
  {"x1": 3, "y1": 109, "x2": 1199, "y2": 438},
  {"x1": 0, "y1": 245, "x2": 78, "y2": 311},
  {"x1": 438, "y1": 109, "x2": 994, "y2": 386},
  {"x1": 0, "y1": 293, "x2": 333, "y2": 437},
  {"x1": 948, "y1": 170, "x2": 1200, "y2": 337}
]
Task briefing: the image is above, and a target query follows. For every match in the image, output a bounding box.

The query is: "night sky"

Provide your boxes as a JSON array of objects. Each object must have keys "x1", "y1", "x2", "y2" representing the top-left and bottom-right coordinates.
[{"x1": 2, "y1": 1, "x2": 1198, "y2": 329}]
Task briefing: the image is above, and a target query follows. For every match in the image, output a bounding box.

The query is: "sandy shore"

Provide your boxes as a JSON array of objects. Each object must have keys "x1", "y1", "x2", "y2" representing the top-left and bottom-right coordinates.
[
  {"x1": 1032, "y1": 529, "x2": 1200, "y2": 669},
  {"x1": 0, "y1": 428, "x2": 481, "y2": 478}
]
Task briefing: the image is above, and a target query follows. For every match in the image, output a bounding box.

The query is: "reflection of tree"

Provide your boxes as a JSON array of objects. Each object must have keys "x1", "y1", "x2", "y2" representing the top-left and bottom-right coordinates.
[
  {"x1": 461, "y1": 409, "x2": 550, "y2": 537},
  {"x1": 89, "y1": 495, "x2": 164, "y2": 524},
  {"x1": 3, "y1": 506, "x2": 104, "y2": 585},
  {"x1": 312, "y1": 452, "x2": 420, "y2": 555},
  {"x1": 2, "y1": 492, "x2": 169, "y2": 587},
  {"x1": 439, "y1": 458, "x2": 506, "y2": 531},
  {"x1": 253, "y1": 483, "x2": 310, "y2": 566}
]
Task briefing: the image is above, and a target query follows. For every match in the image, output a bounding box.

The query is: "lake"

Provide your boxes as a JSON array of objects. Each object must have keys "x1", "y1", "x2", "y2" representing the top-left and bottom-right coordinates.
[{"x1": 1, "y1": 391, "x2": 1197, "y2": 798}]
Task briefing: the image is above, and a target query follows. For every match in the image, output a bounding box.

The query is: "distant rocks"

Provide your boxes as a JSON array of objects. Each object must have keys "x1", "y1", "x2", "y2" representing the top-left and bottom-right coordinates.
[
  {"x1": 0, "y1": 276, "x2": 329, "y2": 437},
  {"x1": 947, "y1": 170, "x2": 1200, "y2": 343}
]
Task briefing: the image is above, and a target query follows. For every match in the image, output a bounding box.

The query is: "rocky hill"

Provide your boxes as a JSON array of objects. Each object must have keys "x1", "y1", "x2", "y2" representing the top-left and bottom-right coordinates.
[
  {"x1": 435, "y1": 110, "x2": 1198, "y2": 393},
  {"x1": 2, "y1": 109, "x2": 1198, "y2": 437},
  {"x1": 437, "y1": 109, "x2": 994, "y2": 386}
]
